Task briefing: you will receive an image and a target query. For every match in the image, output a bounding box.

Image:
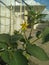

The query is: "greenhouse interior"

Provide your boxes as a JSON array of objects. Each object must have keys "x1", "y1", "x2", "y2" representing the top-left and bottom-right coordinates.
[
  {"x1": 0, "y1": 0, "x2": 49, "y2": 65},
  {"x1": 0, "y1": 0, "x2": 49, "y2": 34}
]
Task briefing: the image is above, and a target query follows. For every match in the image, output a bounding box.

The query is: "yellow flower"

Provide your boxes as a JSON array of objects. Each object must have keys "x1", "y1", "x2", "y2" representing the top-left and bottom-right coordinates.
[{"x1": 21, "y1": 22, "x2": 29, "y2": 31}]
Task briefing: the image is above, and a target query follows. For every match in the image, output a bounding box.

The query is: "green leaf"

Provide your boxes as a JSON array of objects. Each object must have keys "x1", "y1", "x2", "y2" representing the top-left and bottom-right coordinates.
[
  {"x1": 0, "y1": 34, "x2": 10, "y2": 43},
  {"x1": 36, "y1": 31, "x2": 41, "y2": 38},
  {"x1": 0, "y1": 33, "x2": 23, "y2": 44},
  {"x1": 14, "y1": 30, "x2": 19, "y2": 35},
  {"x1": 1, "y1": 51, "x2": 10, "y2": 63},
  {"x1": 28, "y1": 10, "x2": 35, "y2": 15},
  {"x1": 11, "y1": 42, "x2": 18, "y2": 49},
  {"x1": 9, "y1": 51, "x2": 28, "y2": 65},
  {"x1": 36, "y1": 14, "x2": 47, "y2": 19},
  {"x1": 0, "y1": 57, "x2": 6, "y2": 65},
  {"x1": 0, "y1": 34, "x2": 23, "y2": 49},
  {"x1": 11, "y1": 34, "x2": 23, "y2": 42},
  {"x1": 42, "y1": 27, "x2": 49, "y2": 43},
  {"x1": 20, "y1": 38, "x2": 26, "y2": 43},
  {"x1": 16, "y1": 49, "x2": 23, "y2": 54},
  {"x1": 26, "y1": 43, "x2": 49, "y2": 61},
  {"x1": 0, "y1": 42, "x2": 7, "y2": 50},
  {"x1": 1, "y1": 50, "x2": 28, "y2": 65}
]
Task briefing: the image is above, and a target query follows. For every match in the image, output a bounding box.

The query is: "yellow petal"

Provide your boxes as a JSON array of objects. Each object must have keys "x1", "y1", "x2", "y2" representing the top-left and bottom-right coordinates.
[{"x1": 21, "y1": 22, "x2": 29, "y2": 30}]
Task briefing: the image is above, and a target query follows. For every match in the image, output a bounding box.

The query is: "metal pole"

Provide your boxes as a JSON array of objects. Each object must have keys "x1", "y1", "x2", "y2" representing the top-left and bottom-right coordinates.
[
  {"x1": 9, "y1": 4, "x2": 12, "y2": 35},
  {"x1": 4, "y1": 6, "x2": 6, "y2": 33},
  {"x1": 13, "y1": 0, "x2": 16, "y2": 32},
  {"x1": 20, "y1": 0, "x2": 22, "y2": 23},
  {"x1": 0, "y1": 3, "x2": 1, "y2": 33}
]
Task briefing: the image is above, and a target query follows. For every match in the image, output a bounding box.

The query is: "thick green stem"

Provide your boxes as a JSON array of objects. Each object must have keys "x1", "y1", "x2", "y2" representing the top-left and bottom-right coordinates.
[
  {"x1": 28, "y1": 23, "x2": 34, "y2": 39},
  {"x1": 23, "y1": 31, "x2": 29, "y2": 43},
  {"x1": 29, "y1": 26, "x2": 33, "y2": 38}
]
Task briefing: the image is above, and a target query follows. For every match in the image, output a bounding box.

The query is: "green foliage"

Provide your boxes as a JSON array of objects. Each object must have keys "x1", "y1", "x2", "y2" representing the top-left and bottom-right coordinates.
[
  {"x1": 36, "y1": 31, "x2": 41, "y2": 38},
  {"x1": 42, "y1": 27, "x2": 49, "y2": 43},
  {"x1": 1, "y1": 31, "x2": 49, "y2": 64},
  {"x1": 0, "y1": 42, "x2": 7, "y2": 50},
  {"x1": 35, "y1": 14, "x2": 47, "y2": 19},
  {"x1": 0, "y1": 34, "x2": 10, "y2": 43},
  {"x1": 20, "y1": 38, "x2": 26, "y2": 43},
  {"x1": 11, "y1": 34, "x2": 23, "y2": 42},
  {"x1": 26, "y1": 43, "x2": 49, "y2": 60},
  {"x1": 0, "y1": 34, "x2": 10, "y2": 50},
  {"x1": 1, "y1": 51, "x2": 10, "y2": 63},
  {"x1": 1, "y1": 50, "x2": 28, "y2": 65},
  {"x1": 0, "y1": 0, "x2": 49, "y2": 65}
]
